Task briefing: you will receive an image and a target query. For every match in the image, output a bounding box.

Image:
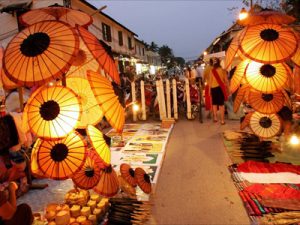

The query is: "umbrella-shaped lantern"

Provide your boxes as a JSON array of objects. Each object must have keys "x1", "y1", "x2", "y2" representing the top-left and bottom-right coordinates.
[
  {"x1": 230, "y1": 59, "x2": 251, "y2": 93},
  {"x1": 72, "y1": 149, "x2": 104, "y2": 190},
  {"x1": 234, "y1": 84, "x2": 250, "y2": 113},
  {"x1": 240, "y1": 23, "x2": 297, "y2": 64},
  {"x1": 248, "y1": 89, "x2": 285, "y2": 114},
  {"x1": 238, "y1": 9, "x2": 296, "y2": 26},
  {"x1": 0, "y1": 46, "x2": 20, "y2": 90},
  {"x1": 24, "y1": 85, "x2": 81, "y2": 139},
  {"x1": 78, "y1": 26, "x2": 120, "y2": 85},
  {"x1": 30, "y1": 138, "x2": 45, "y2": 178},
  {"x1": 87, "y1": 70, "x2": 125, "y2": 133},
  {"x1": 87, "y1": 125, "x2": 111, "y2": 166},
  {"x1": 3, "y1": 20, "x2": 79, "y2": 87},
  {"x1": 224, "y1": 28, "x2": 247, "y2": 71},
  {"x1": 93, "y1": 165, "x2": 119, "y2": 197},
  {"x1": 66, "y1": 27, "x2": 102, "y2": 78},
  {"x1": 135, "y1": 167, "x2": 152, "y2": 194},
  {"x1": 61, "y1": 77, "x2": 103, "y2": 128},
  {"x1": 19, "y1": 6, "x2": 93, "y2": 28},
  {"x1": 240, "y1": 112, "x2": 254, "y2": 130},
  {"x1": 249, "y1": 112, "x2": 281, "y2": 138},
  {"x1": 120, "y1": 163, "x2": 137, "y2": 187},
  {"x1": 291, "y1": 32, "x2": 300, "y2": 67},
  {"x1": 36, "y1": 132, "x2": 87, "y2": 180},
  {"x1": 245, "y1": 61, "x2": 291, "y2": 93}
]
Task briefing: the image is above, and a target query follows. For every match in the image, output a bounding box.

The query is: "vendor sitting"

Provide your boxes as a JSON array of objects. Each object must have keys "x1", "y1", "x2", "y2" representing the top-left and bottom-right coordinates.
[
  {"x1": 0, "y1": 181, "x2": 33, "y2": 225},
  {"x1": 0, "y1": 150, "x2": 29, "y2": 198}
]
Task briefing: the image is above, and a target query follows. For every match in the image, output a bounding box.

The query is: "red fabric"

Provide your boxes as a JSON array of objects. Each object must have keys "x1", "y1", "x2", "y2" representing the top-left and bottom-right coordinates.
[
  {"x1": 211, "y1": 68, "x2": 228, "y2": 101},
  {"x1": 245, "y1": 184, "x2": 300, "y2": 200},
  {"x1": 204, "y1": 85, "x2": 211, "y2": 111},
  {"x1": 237, "y1": 161, "x2": 300, "y2": 175},
  {"x1": 0, "y1": 191, "x2": 7, "y2": 207}
]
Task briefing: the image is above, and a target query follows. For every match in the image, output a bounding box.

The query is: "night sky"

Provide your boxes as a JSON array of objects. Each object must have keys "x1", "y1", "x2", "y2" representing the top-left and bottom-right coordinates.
[{"x1": 88, "y1": 0, "x2": 245, "y2": 61}]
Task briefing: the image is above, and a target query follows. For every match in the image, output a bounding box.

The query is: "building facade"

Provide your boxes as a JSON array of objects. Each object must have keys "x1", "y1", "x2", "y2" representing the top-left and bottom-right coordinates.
[{"x1": 0, "y1": 0, "x2": 161, "y2": 75}]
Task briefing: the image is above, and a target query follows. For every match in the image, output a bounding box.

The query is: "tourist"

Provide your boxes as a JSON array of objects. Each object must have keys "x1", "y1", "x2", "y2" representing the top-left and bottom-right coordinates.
[
  {"x1": 203, "y1": 58, "x2": 213, "y2": 118},
  {"x1": 0, "y1": 181, "x2": 33, "y2": 225},
  {"x1": 208, "y1": 57, "x2": 229, "y2": 125}
]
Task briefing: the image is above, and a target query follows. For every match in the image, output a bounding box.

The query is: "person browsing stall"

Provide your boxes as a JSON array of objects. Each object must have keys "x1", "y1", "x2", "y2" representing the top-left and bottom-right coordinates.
[{"x1": 208, "y1": 57, "x2": 230, "y2": 125}]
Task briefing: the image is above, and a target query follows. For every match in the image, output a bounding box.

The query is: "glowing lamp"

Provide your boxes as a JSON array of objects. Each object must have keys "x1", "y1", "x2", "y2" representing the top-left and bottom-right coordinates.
[
  {"x1": 289, "y1": 134, "x2": 300, "y2": 145},
  {"x1": 133, "y1": 103, "x2": 140, "y2": 112},
  {"x1": 239, "y1": 8, "x2": 248, "y2": 21}
]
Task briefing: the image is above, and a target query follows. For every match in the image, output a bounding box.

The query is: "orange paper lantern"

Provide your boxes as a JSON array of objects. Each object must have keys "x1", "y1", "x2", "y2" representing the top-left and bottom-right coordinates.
[
  {"x1": 3, "y1": 21, "x2": 79, "y2": 87},
  {"x1": 25, "y1": 85, "x2": 81, "y2": 139},
  {"x1": 36, "y1": 132, "x2": 87, "y2": 180}
]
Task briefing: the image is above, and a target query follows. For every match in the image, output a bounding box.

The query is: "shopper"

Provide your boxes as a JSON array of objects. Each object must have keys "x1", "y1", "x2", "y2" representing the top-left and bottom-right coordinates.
[
  {"x1": 203, "y1": 58, "x2": 213, "y2": 118},
  {"x1": 0, "y1": 182, "x2": 33, "y2": 225},
  {"x1": 209, "y1": 57, "x2": 229, "y2": 125}
]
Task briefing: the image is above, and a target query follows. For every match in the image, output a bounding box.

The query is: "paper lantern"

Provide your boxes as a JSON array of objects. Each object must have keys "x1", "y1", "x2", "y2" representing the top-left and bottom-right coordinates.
[
  {"x1": 36, "y1": 132, "x2": 87, "y2": 180},
  {"x1": 72, "y1": 149, "x2": 104, "y2": 190},
  {"x1": 249, "y1": 112, "x2": 281, "y2": 138},
  {"x1": 62, "y1": 77, "x2": 103, "y2": 128},
  {"x1": 120, "y1": 163, "x2": 137, "y2": 187},
  {"x1": 25, "y1": 85, "x2": 81, "y2": 139},
  {"x1": 86, "y1": 125, "x2": 111, "y2": 166},
  {"x1": 78, "y1": 26, "x2": 120, "y2": 85},
  {"x1": 248, "y1": 89, "x2": 284, "y2": 114},
  {"x1": 19, "y1": 6, "x2": 93, "y2": 28},
  {"x1": 245, "y1": 61, "x2": 291, "y2": 93},
  {"x1": 135, "y1": 167, "x2": 152, "y2": 194},
  {"x1": 3, "y1": 21, "x2": 79, "y2": 87},
  {"x1": 240, "y1": 23, "x2": 297, "y2": 64},
  {"x1": 93, "y1": 165, "x2": 119, "y2": 197},
  {"x1": 87, "y1": 71, "x2": 125, "y2": 133}
]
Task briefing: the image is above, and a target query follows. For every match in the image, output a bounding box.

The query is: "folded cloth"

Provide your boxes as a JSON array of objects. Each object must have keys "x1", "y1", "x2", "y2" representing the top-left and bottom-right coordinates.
[
  {"x1": 237, "y1": 160, "x2": 300, "y2": 183},
  {"x1": 245, "y1": 184, "x2": 300, "y2": 210}
]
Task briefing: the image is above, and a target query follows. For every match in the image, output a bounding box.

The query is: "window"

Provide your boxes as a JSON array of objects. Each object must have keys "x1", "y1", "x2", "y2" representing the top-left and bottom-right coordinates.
[
  {"x1": 102, "y1": 23, "x2": 112, "y2": 42},
  {"x1": 142, "y1": 48, "x2": 145, "y2": 56},
  {"x1": 128, "y1": 37, "x2": 133, "y2": 50},
  {"x1": 118, "y1": 31, "x2": 123, "y2": 46}
]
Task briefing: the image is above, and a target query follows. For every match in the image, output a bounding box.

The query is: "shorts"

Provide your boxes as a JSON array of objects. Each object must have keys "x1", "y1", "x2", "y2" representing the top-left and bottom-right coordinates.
[{"x1": 211, "y1": 86, "x2": 224, "y2": 106}]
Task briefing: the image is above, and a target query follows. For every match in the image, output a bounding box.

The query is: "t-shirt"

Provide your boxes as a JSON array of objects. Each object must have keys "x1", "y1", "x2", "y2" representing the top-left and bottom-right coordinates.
[
  {"x1": 209, "y1": 67, "x2": 228, "y2": 88},
  {"x1": 203, "y1": 65, "x2": 212, "y2": 84}
]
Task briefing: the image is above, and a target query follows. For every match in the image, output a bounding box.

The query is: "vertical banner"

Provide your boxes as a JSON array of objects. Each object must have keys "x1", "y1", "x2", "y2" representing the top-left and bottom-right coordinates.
[
  {"x1": 160, "y1": 79, "x2": 167, "y2": 119},
  {"x1": 166, "y1": 79, "x2": 171, "y2": 118},
  {"x1": 131, "y1": 81, "x2": 137, "y2": 121},
  {"x1": 156, "y1": 80, "x2": 163, "y2": 120},
  {"x1": 185, "y1": 78, "x2": 191, "y2": 119},
  {"x1": 172, "y1": 79, "x2": 178, "y2": 120},
  {"x1": 140, "y1": 80, "x2": 146, "y2": 120}
]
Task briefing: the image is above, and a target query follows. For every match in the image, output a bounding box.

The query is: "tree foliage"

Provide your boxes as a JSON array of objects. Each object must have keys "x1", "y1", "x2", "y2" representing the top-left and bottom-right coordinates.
[
  {"x1": 242, "y1": 0, "x2": 300, "y2": 21},
  {"x1": 149, "y1": 41, "x2": 159, "y2": 52},
  {"x1": 158, "y1": 45, "x2": 174, "y2": 68},
  {"x1": 173, "y1": 57, "x2": 185, "y2": 67}
]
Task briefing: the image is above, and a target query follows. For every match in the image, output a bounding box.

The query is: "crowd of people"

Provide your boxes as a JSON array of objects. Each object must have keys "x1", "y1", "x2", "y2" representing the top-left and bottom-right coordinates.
[{"x1": 183, "y1": 57, "x2": 230, "y2": 124}]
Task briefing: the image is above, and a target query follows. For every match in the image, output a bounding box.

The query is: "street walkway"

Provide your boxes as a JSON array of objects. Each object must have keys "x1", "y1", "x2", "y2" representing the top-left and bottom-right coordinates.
[{"x1": 150, "y1": 118, "x2": 250, "y2": 225}]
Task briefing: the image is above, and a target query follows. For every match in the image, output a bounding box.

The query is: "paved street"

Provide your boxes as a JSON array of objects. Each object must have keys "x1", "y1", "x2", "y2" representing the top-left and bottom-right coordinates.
[{"x1": 150, "y1": 118, "x2": 250, "y2": 225}]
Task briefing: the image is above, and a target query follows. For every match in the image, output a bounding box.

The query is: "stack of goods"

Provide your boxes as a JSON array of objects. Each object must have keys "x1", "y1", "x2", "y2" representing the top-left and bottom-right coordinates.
[
  {"x1": 107, "y1": 198, "x2": 151, "y2": 225},
  {"x1": 223, "y1": 131, "x2": 276, "y2": 163},
  {"x1": 64, "y1": 190, "x2": 109, "y2": 225},
  {"x1": 161, "y1": 118, "x2": 175, "y2": 129},
  {"x1": 229, "y1": 161, "x2": 300, "y2": 224}
]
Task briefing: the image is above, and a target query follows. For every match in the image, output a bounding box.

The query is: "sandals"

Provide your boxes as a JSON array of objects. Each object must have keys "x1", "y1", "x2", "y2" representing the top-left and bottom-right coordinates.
[
  {"x1": 221, "y1": 121, "x2": 226, "y2": 125},
  {"x1": 213, "y1": 119, "x2": 218, "y2": 123}
]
